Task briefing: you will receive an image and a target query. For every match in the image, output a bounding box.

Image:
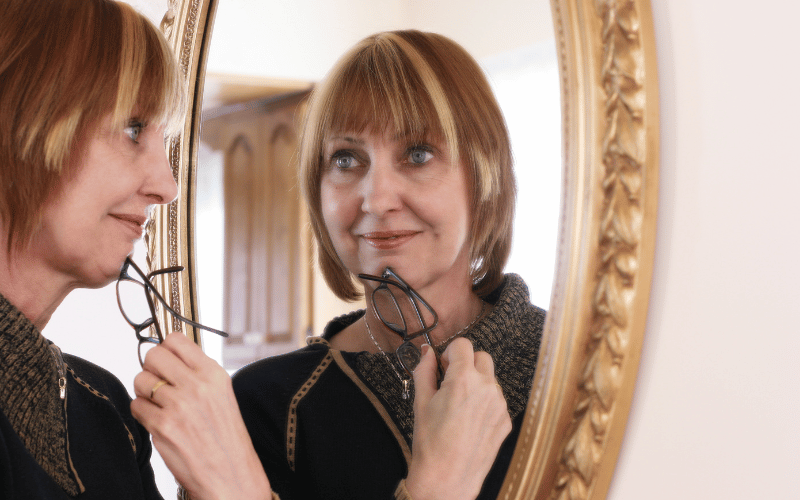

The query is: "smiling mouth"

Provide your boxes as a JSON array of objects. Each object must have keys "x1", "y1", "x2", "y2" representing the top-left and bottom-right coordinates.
[
  {"x1": 111, "y1": 214, "x2": 147, "y2": 238},
  {"x1": 361, "y1": 231, "x2": 419, "y2": 249}
]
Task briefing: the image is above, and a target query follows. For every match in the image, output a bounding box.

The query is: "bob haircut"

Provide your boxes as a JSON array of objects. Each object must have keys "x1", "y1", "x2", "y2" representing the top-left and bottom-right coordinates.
[
  {"x1": 299, "y1": 30, "x2": 516, "y2": 301},
  {"x1": 0, "y1": 0, "x2": 185, "y2": 252}
]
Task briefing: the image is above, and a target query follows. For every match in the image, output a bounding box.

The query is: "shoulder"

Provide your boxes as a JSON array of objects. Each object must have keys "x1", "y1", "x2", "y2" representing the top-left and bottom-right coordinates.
[
  {"x1": 320, "y1": 309, "x2": 365, "y2": 341},
  {"x1": 232, "y1": 341, "x2": 333, "y2": 399},
  {"x1": 489, "y1": 274, "x2": 546, "y2": 328},
  {"x1": 61, "y1": 353, "x2": 132, "y2": 405},
  {"x1": 233, "y1": 308, "x2": 365, "y2": 394}
]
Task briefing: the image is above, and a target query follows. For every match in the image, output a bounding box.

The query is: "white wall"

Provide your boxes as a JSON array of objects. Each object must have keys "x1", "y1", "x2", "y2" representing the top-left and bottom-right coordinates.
[
  {"x1": 609, "y1": 1, "x2": 800, "y2": 498},
  {"x1": 206, "y1": 0, "x2": 550, "y2": 80}
]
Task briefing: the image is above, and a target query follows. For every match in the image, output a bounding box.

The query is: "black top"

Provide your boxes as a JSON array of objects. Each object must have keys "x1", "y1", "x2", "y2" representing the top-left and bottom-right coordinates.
[
  {"x1": 233, "y1": 274, "x2": 545, "y2": 500},
  {"x1": 0, "y1": 293, "x2": 162, "y2": 499}
]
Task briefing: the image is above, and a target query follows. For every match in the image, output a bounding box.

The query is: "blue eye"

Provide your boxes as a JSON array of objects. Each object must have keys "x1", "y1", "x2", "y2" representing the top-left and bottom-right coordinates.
[
  {"x1": 331, "y1": 151, "x2": 360, "y2": 170},
  {"x1": 407, "y1": 147, "x2": 433, "y2": 165},
  {"x1": 124, "y1": 121, "x2": 144, "y2": 143}
]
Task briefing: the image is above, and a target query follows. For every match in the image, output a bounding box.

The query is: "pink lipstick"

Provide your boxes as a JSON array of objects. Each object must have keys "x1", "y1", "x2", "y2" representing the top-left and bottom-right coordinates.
[
  {"x1": 361, "y1": 230, "x2": 419, "y2": 250},
  {"x1": 111, "y1": 214, "x2": 147, "y2": 239}
]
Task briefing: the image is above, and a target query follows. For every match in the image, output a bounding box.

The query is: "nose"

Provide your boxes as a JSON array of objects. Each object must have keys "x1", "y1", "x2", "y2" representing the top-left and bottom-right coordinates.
[
  {"x1": 142, "y1": 137, "x2": 179, "y2": 205},
  {"x1": 360, "y1": 159, "x2": 402, "y2": 216}
]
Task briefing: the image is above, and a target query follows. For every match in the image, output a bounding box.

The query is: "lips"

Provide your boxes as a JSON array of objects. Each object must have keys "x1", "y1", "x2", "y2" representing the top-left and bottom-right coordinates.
[
  {"x1": 360, "y1": 230, "x2": 420, "y2": 250},
  {"x1": 110, "y1": 213, "x2": 147, "y2": 239}
]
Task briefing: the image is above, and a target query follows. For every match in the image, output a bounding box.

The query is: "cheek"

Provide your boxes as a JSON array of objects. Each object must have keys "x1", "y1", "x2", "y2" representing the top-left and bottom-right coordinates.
[
  {"x1": 320, "y1": 185, "x2": 339, "y2": 234},
  {"x1": 320, "y1": 182, "x2": 356, "y2": 236}
]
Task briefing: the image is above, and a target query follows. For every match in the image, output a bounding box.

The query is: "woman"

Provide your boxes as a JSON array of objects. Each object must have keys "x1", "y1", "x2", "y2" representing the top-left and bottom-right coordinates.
[
  {"x1": 0, "y1": 0, "x2": 184, "y2": 497},
  {"x1": 133, "y1": 30, "x2": 544, "y2": 500}
]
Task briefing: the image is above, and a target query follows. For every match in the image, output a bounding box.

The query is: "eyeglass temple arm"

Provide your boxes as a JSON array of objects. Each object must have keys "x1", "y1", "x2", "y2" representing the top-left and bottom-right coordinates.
[{"x1": 122, "y1": 258, "x2": 229, "y2": 338}]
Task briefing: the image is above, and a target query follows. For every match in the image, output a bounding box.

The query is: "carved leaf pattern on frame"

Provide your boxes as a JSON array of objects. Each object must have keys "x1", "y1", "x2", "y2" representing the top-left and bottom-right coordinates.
[{"x1": 553, "y1": 1, "x2": 646, "y2": 498}]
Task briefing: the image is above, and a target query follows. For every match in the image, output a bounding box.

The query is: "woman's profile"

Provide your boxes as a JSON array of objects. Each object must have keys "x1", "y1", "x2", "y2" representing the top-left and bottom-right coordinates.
[{"x1": 0, "y1": 0, "x2": 184, "y2": 497}]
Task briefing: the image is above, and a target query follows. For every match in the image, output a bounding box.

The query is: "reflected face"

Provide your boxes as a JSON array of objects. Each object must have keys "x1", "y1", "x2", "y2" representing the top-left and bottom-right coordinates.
[
  {"x1": 32, "y1": 114, "x2": 178, "y2": 288},
  {"x1": 320, "y1": 129, "x2": 472, "y2": 295}
]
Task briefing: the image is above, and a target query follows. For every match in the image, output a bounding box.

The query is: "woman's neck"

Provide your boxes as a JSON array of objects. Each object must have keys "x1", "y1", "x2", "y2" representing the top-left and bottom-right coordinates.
[{"x1": 0, "y1": 247, "x2": 73, "y2": 331}]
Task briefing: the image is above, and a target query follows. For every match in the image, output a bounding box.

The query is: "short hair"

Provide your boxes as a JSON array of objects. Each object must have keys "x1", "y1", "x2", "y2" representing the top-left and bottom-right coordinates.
[
  {"x1": 299, "y1": 30, "x2": 516, "y2": 301},
  {"x1": 0, "y1": 0, "x2": 185, "y2": 252}
]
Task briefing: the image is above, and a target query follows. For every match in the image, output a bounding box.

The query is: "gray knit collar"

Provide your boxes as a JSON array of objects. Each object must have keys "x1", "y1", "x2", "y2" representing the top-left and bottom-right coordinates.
[{"x1": 0, "y1": 292, "x2": 80, "y2": 495}]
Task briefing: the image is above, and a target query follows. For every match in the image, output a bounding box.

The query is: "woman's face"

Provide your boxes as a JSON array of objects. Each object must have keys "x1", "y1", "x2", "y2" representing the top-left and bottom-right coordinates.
[
  {"x1": 31, "y1": 113, "x2": 178, "y2": 288},
  {"x1": 321, "y1": 128, "x2": 473, "y2": 295}
]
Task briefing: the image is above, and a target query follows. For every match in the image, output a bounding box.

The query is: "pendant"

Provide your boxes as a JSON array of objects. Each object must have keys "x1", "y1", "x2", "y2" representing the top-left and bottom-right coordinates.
[
  {"x1": 402, "y1": 379, "x2": 411, "y2": 400},
  {"x1": 397, "y1": 340, "x2": 421, "y2": 374}
]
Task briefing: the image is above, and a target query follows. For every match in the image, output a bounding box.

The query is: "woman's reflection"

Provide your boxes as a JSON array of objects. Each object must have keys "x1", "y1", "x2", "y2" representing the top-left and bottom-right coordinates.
[{"x1": 132, "y1": 30, "x2": 545, "y2": 500}]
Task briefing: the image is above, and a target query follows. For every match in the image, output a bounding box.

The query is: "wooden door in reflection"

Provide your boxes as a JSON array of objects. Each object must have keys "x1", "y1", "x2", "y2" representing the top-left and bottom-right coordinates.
[{"x1": 202, "y1": 91, "x2": 312, "y2": 369}]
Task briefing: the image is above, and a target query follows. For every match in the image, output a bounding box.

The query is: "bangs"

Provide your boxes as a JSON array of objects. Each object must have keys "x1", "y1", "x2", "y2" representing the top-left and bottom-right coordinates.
[
  {"x1": 111, "y1": 4, "x2": 185, "y2": 137},
  {"x1": 318, "y1": 33, "x2": 458, "y2": 157}
]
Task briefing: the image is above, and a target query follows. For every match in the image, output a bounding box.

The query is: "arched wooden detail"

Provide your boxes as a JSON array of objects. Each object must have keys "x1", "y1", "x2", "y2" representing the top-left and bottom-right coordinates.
[{"x1": 200, "y1": 93, "x2": 312, "y2": 369}]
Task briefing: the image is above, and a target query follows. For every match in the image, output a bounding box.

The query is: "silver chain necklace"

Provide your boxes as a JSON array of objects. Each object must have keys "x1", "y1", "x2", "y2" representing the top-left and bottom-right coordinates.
[
  {"x1": 364, "y1": 316, "x2": 412, "y2": 399},
  {"x1": 363, "y1": 301, "x2": 486, "y2": 400}
]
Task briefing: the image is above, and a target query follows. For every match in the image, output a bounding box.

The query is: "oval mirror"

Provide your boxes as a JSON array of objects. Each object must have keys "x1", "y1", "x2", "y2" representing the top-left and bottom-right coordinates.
[{"x1": 148, "y1": 0, "x2": 660, "y2": 498}]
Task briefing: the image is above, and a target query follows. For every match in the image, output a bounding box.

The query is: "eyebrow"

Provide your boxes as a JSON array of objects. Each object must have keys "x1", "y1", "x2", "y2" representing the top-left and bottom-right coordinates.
[
  {"x1": 326, "y1": 130, "x2": 425, "y2": 145},
  {"x1": 326, "y1": 136, "x2": 364, "y2": 145}
]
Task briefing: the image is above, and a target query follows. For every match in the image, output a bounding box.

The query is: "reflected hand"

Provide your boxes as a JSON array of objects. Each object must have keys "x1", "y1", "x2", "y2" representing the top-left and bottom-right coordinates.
[
  {"x1": 405, "y1": 338, "x2": 512, "y2": 500},
  {"x1": 131, "y1": 332, "x2": 272, "y2": 500}
]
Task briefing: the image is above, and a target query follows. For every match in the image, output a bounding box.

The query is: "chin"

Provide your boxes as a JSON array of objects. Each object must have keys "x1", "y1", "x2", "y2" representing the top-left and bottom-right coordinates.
[
  {"x1": 78, "y1": 254, "x2": 129, "y2": 289},
  {"x1": 80, "y1": 268, "x2": 120, "y2": 289},
  {"x1": 360, "y1": 260, "x2": 401, "y2": 278}
]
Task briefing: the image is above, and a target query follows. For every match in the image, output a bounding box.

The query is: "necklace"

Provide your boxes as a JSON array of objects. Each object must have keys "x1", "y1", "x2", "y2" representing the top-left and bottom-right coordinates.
[
  {"x1": 364, "y1": 316, "x2": 412, "y2": 399},
  {"x1": 363, "y1": 301, "x2": 487, "y2": 400},
  {"x1": 434, "y1": 301, "x2": 485, "y2": 348}
]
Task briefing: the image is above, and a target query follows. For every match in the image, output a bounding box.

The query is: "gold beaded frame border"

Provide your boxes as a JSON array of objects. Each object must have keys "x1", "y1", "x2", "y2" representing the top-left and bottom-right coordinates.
[{"x1": 147, "y1": 0, "x2": 217, "y2": 345}]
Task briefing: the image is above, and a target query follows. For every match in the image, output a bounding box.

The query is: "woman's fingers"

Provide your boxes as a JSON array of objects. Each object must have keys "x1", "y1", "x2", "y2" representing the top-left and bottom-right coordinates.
[
  {"x1": 472, "y1": 349, "x2": 495, "y2": 375},
  {"x1": 141, "y1": 332, "x2": 201, "y2": 377},
  {"x1": 439, "y1": 337, "x2": 472, "y2": 372},
  {"x1": 131, "y1": 335, "x2": 272, "y2": 499},
  {"x1": 405, "y1": 338, "x2": 512, "y2": 500},
  {"x1": 412, "y1": 344, "x2": 437, "y2": 407},
  {"x1": 157, "y1": 331, "x2": 208, "y2": 370},
  {"x1": 138, "y1": 332, "x2": 222, "y2": 398}
]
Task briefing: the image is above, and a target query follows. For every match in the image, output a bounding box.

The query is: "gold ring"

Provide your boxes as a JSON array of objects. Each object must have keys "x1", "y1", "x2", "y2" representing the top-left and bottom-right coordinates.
[{"x1": 150, "y1": 380, "x2": 169, "y2": 400}]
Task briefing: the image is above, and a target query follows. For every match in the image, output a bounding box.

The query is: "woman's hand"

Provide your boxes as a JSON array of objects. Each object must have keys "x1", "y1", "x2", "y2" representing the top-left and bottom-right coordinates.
[
  {"x1": 405, "y1": 338, "x2": 512, "y2": 500},
  {"x1": 131, "y1": 332, "x2": 272, "y2": 500}
]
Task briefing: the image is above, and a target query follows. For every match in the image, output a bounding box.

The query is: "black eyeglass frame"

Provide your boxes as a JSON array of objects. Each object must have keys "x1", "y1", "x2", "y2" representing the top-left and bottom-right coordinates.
[
  {"x1": 116, "y1": 257, "x2": 228, "y2": 366},
  {"x1": 358, "y1": 267, "x2": 445, "y2": 384}
]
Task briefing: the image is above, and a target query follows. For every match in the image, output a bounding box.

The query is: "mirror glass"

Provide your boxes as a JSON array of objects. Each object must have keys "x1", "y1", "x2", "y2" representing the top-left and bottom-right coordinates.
[{"x1": 194, "y1": 0, "x2": 561, "y2": 368}]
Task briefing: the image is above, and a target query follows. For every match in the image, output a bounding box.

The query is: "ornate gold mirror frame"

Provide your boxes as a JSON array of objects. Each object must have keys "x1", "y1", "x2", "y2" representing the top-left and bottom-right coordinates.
[{"x1": 148, "y1": 0, "x2": 659, "y2": 498}]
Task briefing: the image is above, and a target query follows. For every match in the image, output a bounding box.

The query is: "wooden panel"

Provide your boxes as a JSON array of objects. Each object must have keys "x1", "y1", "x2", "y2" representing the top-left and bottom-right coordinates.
[
  {"x1": 224, "y1": 135, "x2": 254, "y2": 343},
  {"x1": 202, "y1": 90, "x2": 311, "y2": 369},
  {"x1": 267, "y1": 125, "x2": 295, "y2": 344}
]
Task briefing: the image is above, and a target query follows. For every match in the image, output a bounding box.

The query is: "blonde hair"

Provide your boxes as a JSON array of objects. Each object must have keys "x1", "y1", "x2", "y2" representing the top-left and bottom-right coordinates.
[
  {"x1": 0, "y1": 0, "x2": 185, "y2": 252},
  {"x1": 299, "y1": 30, "x2": 516, "y2": 301}
]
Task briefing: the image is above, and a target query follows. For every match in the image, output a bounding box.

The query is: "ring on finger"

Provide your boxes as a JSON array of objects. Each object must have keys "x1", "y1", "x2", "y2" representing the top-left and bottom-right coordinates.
[{"x1": 150, "y1": 379, "x2": 169, "y2": 400}]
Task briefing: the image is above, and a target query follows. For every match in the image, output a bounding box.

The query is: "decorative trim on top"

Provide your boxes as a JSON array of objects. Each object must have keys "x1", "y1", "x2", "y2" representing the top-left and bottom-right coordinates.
[{"x1": 286, "y1": 351, "x2": 333, "y2": 471}]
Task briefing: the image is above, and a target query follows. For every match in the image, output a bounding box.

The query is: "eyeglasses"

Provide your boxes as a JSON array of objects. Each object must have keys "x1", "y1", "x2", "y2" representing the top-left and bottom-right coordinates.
[
  {"x1": 116, "y1": 257, "x2": 228, "y2": 366},
  {"x1": 357, "y1": 267, "x2": 445, "y2": 385}
]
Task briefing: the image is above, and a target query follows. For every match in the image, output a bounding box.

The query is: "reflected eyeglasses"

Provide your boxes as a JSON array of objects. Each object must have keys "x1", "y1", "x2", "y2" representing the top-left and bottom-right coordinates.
[
  {"x1": 116, "y1": 257, "x2": 228, "y2": 366},
  {"x1": 357, "y1": 267, "x2": 445, "y2": 385}
]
